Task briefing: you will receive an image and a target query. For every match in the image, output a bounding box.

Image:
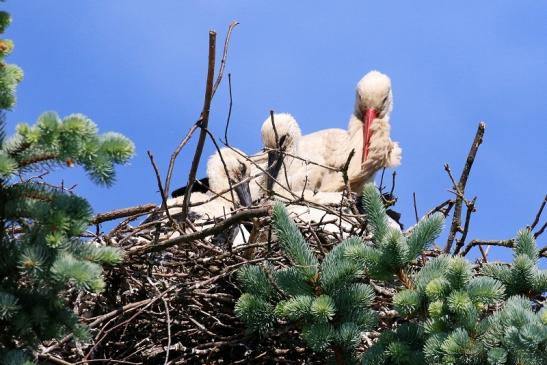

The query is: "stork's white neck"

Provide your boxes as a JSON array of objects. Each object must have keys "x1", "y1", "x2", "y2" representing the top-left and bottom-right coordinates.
[{"x1": 347, "y1": 113, "x2": 363, "y2": 136}]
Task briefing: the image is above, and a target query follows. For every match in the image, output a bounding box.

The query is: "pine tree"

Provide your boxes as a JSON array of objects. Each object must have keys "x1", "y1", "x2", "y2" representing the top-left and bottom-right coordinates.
[
  {"x1": 236, "y1": 184, "x2": 546, "y2": 364},
  {"x1": 235, "y1": 184, "x2": 444, "y2": 364},
  {"x1": 0, "y1": 10, "x2": 135, "y2": 364}
]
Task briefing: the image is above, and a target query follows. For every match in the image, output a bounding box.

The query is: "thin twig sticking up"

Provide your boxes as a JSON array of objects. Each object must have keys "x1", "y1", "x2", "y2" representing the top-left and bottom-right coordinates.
[
  {"x1": 444, "y1": 122, "x2": 485, "y2": 253},
  {"x1": 179, "y1": 31, "x2": 217, "y2": 224}
]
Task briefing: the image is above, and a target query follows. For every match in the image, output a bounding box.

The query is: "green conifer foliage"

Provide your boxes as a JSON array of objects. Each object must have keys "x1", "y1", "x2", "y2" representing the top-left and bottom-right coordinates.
[
  {"x1": 235, "y1": 202, "x2": 377, "y2": 364},
  {"x1": 345, "y1": 184, "x2": 444, "y2": 285},
  {"x1": 482, "y1": 229, "x2": 546, "y2": 297},
  {"x1": 0, "y1": 10, "x2": 134, "y2": 363},
  {"x1": 236, "y1": 184, "x2": 546, "y2": 364}
]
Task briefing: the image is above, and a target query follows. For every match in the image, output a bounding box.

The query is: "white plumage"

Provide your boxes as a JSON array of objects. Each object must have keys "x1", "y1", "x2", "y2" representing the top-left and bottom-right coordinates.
[
  {"x1": 259, "y1": 71, "x2": 401, "y2": 197},
  {"x1": 148, "y1": 147, "x2": 253, "y2": 247}
]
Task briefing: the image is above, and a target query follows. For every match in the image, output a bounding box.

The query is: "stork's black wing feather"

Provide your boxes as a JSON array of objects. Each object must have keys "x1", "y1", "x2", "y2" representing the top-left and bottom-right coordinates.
[{"x1": 171, "y1": 177, "x2": 210, "y2": 198}]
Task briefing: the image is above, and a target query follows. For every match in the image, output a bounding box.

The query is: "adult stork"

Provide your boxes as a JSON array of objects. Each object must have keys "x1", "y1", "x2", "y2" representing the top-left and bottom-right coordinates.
[
  {"x1": 319, "y1": 70, "x2": 401, "y2": 192},
  {"x1": 260, "y1": 71, "x2": 401, "y2": 196}
]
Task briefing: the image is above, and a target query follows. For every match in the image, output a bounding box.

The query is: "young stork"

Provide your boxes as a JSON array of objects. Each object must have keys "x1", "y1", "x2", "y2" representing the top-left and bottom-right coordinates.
[
  {"x1": 261, "y1": 114, "x2": 402, "y2": 234},
  {"x1": 260, "y1": 71, "x2": 401, "y2": 196},
  {"x1": 147, "y1": 147, "x2": 253, "y2": 247},
  {"x1": 259, "y1": 113, "x2": 343, "y2": 204}
]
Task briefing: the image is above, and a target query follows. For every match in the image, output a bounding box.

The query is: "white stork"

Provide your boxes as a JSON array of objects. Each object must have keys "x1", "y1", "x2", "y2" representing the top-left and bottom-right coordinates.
[
  {"x1": 147, "y1": 147, "x2": 253, "y2": 247},
  {"x1": 259, "y1": 71, "x2": 401, "y2": 196}
]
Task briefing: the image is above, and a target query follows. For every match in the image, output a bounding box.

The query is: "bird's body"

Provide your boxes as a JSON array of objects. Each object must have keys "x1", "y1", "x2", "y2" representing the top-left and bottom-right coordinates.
[
  {"x1": 147, "y1": 148, "x2": 253, "y2": 248},
  {"x1": 259, "y1": 71, "x2": 401, "y2": 198}
]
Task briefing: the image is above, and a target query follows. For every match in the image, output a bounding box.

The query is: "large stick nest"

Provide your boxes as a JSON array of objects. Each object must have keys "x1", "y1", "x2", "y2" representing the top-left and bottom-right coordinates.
[{"x1": 42, "y1": 194, "x2": 430, "y2": 365}]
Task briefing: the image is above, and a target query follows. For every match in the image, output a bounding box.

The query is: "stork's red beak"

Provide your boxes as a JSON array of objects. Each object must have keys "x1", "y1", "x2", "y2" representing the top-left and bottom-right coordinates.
[{"x1": 362, "y1": 108, "x2": 378, "y2": 162}]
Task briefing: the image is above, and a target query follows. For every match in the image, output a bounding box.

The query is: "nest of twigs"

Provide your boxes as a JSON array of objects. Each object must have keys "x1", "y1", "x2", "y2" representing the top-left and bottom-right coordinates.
[{"x1": 39, "y1": 194, "x2": 434, "y2": 365}]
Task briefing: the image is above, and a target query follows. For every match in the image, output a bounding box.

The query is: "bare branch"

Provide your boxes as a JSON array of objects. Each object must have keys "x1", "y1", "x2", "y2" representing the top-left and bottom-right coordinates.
[
  {"x1": 453, "y1": 196, "x2": 477, "y2": 255},
  {"x1": 412, "y1": 192, "x2": 419, "y2": 224},
  {"x1": 128, "y1": 206, "x2": 271, "y2": 256},
  {"x1": 147, "y1": 150, "x2": 179, "y2": 231},
  {"x1": 179, "y1": 31, "x2": 217, "y2": 223},
  {"x1": 444, "y1": 122, "x2": 485, "y2": 253},
  {"x1": 212, "y1": 21, "x2": 239, "y2": 96},
  {"x1": 528, "y1": 194, "x2": 546, "y2": 232},
  {"x1": 92, "y1": 204, "x2": 157, "y2": 224},
  {"x1": 222, "y1": 73, "x2": 234, "y2": 145}
]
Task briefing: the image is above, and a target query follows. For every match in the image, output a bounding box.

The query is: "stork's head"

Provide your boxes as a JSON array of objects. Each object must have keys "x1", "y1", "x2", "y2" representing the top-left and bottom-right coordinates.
[
  {"x1": 354, "y1": 70, "x2": 393, "y2": 162},
  {"x1": 206, "y1": 147, "x2": 253, "y2": 207},
  {"x1": 260, "y1": 113, "x2": 301, "y2": 191},
  {"x1": 355, "y1": 70, "x2": 393, "y2": 118}
]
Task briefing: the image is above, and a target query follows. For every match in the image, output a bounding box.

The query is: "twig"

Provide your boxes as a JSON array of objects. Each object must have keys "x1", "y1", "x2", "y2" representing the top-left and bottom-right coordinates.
[
  {"x1": 378, "y1": 168, "x2": 386, "y2": 192},
  {"x1": 222, "y1": 73, "x2": 234, "y2": 145},
  {"x1": 128, "y1": 206, "x2": 271, "y2": 255},
  {"x1": 444, "y1": 122, "x2": 485, "y2": 253},
  {"x1": 92, "y1": 204, "x2": 157, "y2": 224},
  {"x1": 454, "y1": 197, "x2": 477, "y2": 255},
  {"x1": 147, "y1": 151, "x2": 179, "y2": 231},
  {"x1": 164, "y1": 21, "x2": 237, "y2": 202},
  {"x1": 424, "y1": 199, "x2": 454, "y2": 218},
  {"x1": 389, "y1": 171, "x2": 397, "y2": 196},
  {"x1": 212, "y1": 21, "x2": 239, "y2": 96},
  {"x1": 179, "y1": 31, "x2": 217, "y2": 223},
  {"x1": 534, "y1": 222, "x2": 546, "y2": 239},
  {"x1": 37, "y1": 354, "x2": 73, "y2": 365},
  {"x1": 147, "y1": 277, "x2": 172, "y2": 365},
  {"x1": 528, "y1": 195, "x2": 546, "y2": 232},
  {"x1": 461, "y1": 239, "x2": 513, "y2": 257},
  {"x1": 412, "y1": 192, "x2": 419, "y2": 224}
]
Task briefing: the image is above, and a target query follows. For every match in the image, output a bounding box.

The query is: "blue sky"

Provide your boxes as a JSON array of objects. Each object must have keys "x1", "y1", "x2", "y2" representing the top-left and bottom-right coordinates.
[{"x1": 4, "y1": 1, "x2": 546, "y2": 262}]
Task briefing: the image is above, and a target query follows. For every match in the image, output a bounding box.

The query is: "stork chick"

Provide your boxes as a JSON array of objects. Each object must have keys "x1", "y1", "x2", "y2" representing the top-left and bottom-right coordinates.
[{"x1": 145, "y1": 147, "x2": 253, "y2": 247}]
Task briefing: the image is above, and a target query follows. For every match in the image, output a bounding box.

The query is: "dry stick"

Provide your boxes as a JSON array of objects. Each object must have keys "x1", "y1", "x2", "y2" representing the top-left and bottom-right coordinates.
[
  {"x1": 461, "y1": 239, "x2": 514, "y2": 257},
  {"x1": 147, "y1": 151, "x2": 179, "y2": 232},
  {"x1": 179, "y1": 31, "x2": 217, "y2": 224},
  {"x1": 389, "y1": 171, "x2": 397, "y2": 196},
  {"x1": 534, "y1": 222, "x2": 546, "y2": 239},
  {"x1": 424, "y1": 199, "x2": 454, "y2": 218},
  {"x1": 222, "y1": 73, "x2": 234, "y2": 145},
  {"x1": 84, "y1": 284, "x2": 179, "y2": 360},
  {"x1": 528, "y1": 194, "x2": 546, "y2": 232},
  {"x1": 37, "y1": 354, "x2": 73, "y2": 365},
  {"x1": 444, "y1": 121, "x2": 486, "y2": 253},
  {"x1": 92, "y1": 204, "x2": 157, "y2": 224},
  {"x1": 128, "y1": 206, "x2": 271, "y2": 255},
  {"x1": 163, "y1": 23, "x2": 238, "y2": 197},
  {"x1": 164, "y1": 124, "x2": 199, "y2": 198},
  {"x1": 378, "y1": 168, "x2": 386, "y2": 192},
  {"x1": 226, "y1": 146, "x2": 301, "y2": 201},
  {"x1": 455, "y1": 197, "x2": 478, "y2": 257},
  {"x1": 269, "y1": 110, "x2": 292, "y2": 194},
  {"x1": 212, "y1": 21, "x2": 239, "y2": 96},
  {"x1": 147, "y1": 277, "x2": 172, "y2": 365},
  {"x1": 412, "y1": 192, "x2": 419, "y2": 224}
]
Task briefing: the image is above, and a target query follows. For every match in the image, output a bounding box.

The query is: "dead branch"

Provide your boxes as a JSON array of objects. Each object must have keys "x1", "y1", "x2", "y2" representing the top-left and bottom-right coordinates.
[
  {"x1": 128, "y1": 206, "x2": 271, "y2": 255},
  {"x1": 179, "y1": 31, "x2": 217, "y2": 224},
  {"x1": 92, "y1": 204, "x2": 157, "y2": 224},
  {"x1": 528, "y1": 194, "x2": 546, "y2": 232},
  {"x1": 444, "y1": 122, "x2": 485, "y2": 253}
]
